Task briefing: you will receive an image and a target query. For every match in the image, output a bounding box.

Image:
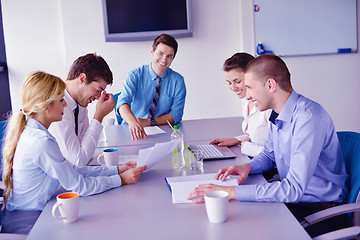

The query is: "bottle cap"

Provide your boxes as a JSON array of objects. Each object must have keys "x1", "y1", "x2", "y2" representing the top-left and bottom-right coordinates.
[{"x1": 174, "y1": 125, "x2": 179, "y2": 130}]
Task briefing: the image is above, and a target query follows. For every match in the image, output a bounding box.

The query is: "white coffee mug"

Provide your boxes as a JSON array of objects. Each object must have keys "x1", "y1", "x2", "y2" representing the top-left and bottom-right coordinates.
[
  {"x1": 52, "y1": 192, "x2": 80, "y2": 223},
  {"x1": 97, "y1": 148, "x2": 119, "y2": 166},
  {"x1": 204, "y1": 190, "x2": 229, "y2": 223}
]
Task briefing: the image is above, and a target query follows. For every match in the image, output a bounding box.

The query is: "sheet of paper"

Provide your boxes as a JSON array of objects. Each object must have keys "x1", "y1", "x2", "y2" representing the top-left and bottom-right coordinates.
[
  {"x1": 137, "y1": 139, "x2": 180, "y2": 169},
  {"x1": 118, "y1": 155, "x2": 138, "y2": 164},
  {"x1": 166, "y1": 173, "x2": 238, "y2": 204},
  {"x1": 166, "y1": 173, "x2": 222, "y2": 184},
  {"x1": 143, "y1": 126, "x2": 166, "y2": 135},
  {"x1": 98, "y1": 126, "x2": 165, "y2": 148}
]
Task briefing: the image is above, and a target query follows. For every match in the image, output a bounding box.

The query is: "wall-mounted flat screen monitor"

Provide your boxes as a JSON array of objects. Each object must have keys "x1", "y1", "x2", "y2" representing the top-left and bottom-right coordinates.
[{"x1": 102, "y1": 0, "x2": 193, "y2": 42}]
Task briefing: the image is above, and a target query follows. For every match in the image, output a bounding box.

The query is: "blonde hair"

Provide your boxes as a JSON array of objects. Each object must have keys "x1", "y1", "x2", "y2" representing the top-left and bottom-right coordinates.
[{"x1": 2, "y1": 71, "x2": 66, "y2": 208}]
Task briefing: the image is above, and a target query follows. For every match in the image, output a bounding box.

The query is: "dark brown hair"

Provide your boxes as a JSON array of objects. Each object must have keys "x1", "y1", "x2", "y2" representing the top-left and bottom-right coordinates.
[
  {"x1": 223, "y1": 52, "x2": 255, "y2": 72},
  {"x1": 245, "y1": 54, "x2": 292, "y2": 92},
  {"x1": 67, "y1": 53, "x2": 113, "y2": 85},
  {"x1": 152, "y1": 34, "x2": 178, "y2": 58}
]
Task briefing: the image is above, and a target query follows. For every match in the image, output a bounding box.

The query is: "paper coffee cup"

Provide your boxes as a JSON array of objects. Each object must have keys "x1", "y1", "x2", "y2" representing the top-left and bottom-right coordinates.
[{"x1": 204, "y1": 190, "x2": 229, "y2": 223}]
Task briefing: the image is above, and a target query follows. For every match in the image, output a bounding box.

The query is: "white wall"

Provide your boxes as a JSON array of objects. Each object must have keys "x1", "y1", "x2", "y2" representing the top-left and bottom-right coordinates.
[
  {"x1": 1, "y1": 0, "x2": 67, "y2": 107},
  {"x1": 2, "y1": 0, "x2": 360, "y2": 132}
]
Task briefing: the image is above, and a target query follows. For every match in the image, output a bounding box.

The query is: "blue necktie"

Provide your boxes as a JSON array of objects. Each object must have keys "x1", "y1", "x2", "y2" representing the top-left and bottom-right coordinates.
[{"x1": 148, "y1": 77, "x2": 161, "y2": 118}]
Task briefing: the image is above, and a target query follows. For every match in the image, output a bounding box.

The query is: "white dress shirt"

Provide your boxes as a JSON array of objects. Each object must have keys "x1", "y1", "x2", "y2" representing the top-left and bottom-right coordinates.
[
  {"x1": 49, "y1": 90, "x2": 103, "y2": 166},
  {"x1": 235, "y1": 99, "x2": 271, "y2": 157}
]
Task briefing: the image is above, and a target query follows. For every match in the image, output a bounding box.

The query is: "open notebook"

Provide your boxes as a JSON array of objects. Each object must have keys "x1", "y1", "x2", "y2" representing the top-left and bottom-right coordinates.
[
  {"x1": 188, "y1": 144, "x2": 236, "y2": 160},
  {"x1": 165, "y1": 173, "x2": 238, "y2": 203}
]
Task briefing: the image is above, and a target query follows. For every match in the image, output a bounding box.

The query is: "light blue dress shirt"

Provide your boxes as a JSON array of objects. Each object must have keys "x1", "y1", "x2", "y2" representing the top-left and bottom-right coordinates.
[
  {"x1": 116, "y1": 64, "x2": 186, "y2": 124},
  {"x1": 6, "y1": 118, "x2": 121, "y2": 211},
  {"x1": 236, "y1": 91, "x2": 348, "y2": 203}
]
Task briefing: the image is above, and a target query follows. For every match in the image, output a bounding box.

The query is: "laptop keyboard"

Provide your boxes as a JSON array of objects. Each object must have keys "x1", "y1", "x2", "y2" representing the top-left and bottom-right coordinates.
[{"x1": 196, "y1": 145, "x2": 224, "y2": 158}]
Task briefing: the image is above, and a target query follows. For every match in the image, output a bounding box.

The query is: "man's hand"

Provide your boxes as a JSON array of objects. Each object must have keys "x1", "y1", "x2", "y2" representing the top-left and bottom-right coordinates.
[
  {"x1": 209, "y1": 138, "x2": 241, "y2": 147},
  {"x1": 117, "y1": 161, "x2": 137, "y2": 174},
  {"x1": 128, "y1": 119, "x2": 147, "y2": 140},
  {"x1": 94, "y1": 92, "x2": 115, "y2": 123},
  {"x1": 119, "y1": 165, "x2": 147, "y2": 185},
  {"x1": 187, "y1": 184, "x2": 236, "y2": 203},
  {"x1": 215, "y1": 163, "x2": 252, "y2": 185}
]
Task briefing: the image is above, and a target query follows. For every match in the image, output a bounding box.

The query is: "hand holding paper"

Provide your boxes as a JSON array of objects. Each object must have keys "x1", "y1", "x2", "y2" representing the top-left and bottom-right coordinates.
[{"x1": 137, "y1": 139, "x2": 180, "y2": 169}]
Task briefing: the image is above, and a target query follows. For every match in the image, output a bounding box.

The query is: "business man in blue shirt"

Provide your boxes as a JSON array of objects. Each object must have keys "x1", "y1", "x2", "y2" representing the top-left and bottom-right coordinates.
[
  {"x1": 116, "y1": 34, "x2": 186, "y2": 140},
  {"x1": 188, "y1": 54, "x2": 348, "y2": 236}
]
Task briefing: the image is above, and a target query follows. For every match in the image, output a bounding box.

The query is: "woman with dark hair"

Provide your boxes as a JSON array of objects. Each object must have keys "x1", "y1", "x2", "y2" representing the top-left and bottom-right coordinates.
[{"x1": 210, "y1": 53, "x2": 271, "y2": 157}]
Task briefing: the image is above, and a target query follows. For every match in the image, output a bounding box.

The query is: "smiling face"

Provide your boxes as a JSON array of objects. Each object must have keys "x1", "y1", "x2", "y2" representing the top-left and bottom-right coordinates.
[
  {"x1": 150, "y1": 43, "x2": 175, "y2": 76},
  {"x1": 225, "y1": 68, "x2": 246, "y2": 99},
  {"x1": 245, "y1": 71, "x2": 272, "y2": 112},
  {"x1": 47, "y1": 95, "x2": 67, "y2": 123},
  {"x1": 77, "y1": 78, "x2": 107, "y2": 107}
]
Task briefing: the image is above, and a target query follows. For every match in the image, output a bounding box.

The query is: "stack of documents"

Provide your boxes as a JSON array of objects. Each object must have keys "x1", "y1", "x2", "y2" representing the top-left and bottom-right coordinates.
[{"x1": 165, "y1": 173, "x2": 238, "y2": 204}]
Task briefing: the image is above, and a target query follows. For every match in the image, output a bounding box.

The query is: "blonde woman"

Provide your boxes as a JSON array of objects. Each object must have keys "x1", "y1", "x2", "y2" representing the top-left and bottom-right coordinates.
[
  {"x1": 1, "y1": 72, "x2": 147, "y2": 234},
  {"x1": 209, "y1": 53, "x2": 271, "y2": 157}
]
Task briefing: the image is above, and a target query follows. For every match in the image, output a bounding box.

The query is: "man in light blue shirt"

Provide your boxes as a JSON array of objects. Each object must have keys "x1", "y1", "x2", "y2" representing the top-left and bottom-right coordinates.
[
  {"x1": 188, "y1": 55, "x2": 348, "y2": 232},
  {"x1": 116, "y1": 34, "x2": 186, "y2": 140}
]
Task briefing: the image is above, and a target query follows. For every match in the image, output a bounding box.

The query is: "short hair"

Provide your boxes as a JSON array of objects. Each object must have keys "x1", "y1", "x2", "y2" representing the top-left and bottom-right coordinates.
[
  {"x1": 152, "y1": 34, "x2": 178, "y2": 58},
  {"x1": 67, "y1": 53, "x2": 113, "y2": 85},
  {"x1": 245, "y1": 54, "x2": 292, "y2": 92},
  {"x1": 223, "y1": 52, "x2": 255, "y2": 72}
]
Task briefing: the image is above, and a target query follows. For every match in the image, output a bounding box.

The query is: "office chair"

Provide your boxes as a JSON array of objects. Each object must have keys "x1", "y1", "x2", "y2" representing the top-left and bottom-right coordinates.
[
  {"x1": 301, "y1": 131, "x2": 360, "y2": 240},
  {"x1": 113, "y1": 92, "x2": 123, "y2": 125},
  {"x1": 0, "y1": 120, "x2": 7, "y2": 194}
]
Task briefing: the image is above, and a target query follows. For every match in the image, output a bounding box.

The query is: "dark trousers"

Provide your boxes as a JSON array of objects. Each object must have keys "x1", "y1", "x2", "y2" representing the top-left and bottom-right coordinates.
[
  {"x1": 286, "y1": 202, "x2": 349, "y2": 238},
  {"x1": 1, "y1": 209, "x2": 42, "y2": 235}
]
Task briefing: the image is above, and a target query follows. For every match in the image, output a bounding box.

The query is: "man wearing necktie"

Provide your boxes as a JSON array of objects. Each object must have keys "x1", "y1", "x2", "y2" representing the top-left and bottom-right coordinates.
[
  {"x1": 116, "y1": 34, "x2": 186, "y2": 140},
  {"x1": 49, "y1": 53, "x2": 115, "y2": 166}
]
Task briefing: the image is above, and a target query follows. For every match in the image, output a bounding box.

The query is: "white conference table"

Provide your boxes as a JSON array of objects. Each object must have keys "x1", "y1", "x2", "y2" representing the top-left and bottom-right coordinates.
[{"x1": 26, "y1": 117, "x2": 311, "y2": 240}]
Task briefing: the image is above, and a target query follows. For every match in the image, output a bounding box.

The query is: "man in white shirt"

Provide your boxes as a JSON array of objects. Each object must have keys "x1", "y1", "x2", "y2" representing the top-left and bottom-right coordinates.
[{"x1": 49, "y1": 53, "x2": 115, "y2": 166}]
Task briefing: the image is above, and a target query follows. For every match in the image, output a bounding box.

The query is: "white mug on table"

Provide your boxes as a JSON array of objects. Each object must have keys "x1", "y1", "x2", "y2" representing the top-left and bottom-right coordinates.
[
  {"x1": 97, "y1": 148, "x2": 119, "y2": 166},
  {"x1": 52, "y1": 192, "x2": 80, "y2": 223}
]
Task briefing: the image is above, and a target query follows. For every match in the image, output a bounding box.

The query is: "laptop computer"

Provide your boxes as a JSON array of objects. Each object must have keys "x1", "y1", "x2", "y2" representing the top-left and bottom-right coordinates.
[{"x1": 188, "y1": 144, "x2": 237, "y2": 160}]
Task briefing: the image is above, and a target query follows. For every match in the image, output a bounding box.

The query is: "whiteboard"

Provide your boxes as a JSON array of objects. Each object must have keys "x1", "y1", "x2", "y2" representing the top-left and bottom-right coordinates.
[{"x1": 253, "y1": 0, "x2": 358, "y2": 56}]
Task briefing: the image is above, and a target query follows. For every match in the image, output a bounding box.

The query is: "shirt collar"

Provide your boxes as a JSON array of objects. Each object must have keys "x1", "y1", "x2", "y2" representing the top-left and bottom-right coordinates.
[
  {"x1": 27, "y1": 118, "x2": 57, "y2": 141},
  {"x1": 148, "y1": 63, "x2": 169, "y2": 80},
  {"x1": 27, "y1": 117, "x2": 48, "y2": 131},
  {"x1": 276, "y1": 90, "x2": 299, "y2": 123},
  {"x1": 64, "y1": 89, "x2": 77, "y2": 111}
]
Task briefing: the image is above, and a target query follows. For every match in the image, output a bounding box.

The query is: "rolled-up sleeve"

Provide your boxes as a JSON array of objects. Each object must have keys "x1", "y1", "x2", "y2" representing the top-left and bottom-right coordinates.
[
  {"x1": 169, "y1": 75, "x2": 186, "y2": 124},
  {"x1": 116, "y1": 72, "x2": 137, "y2": 111}
]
